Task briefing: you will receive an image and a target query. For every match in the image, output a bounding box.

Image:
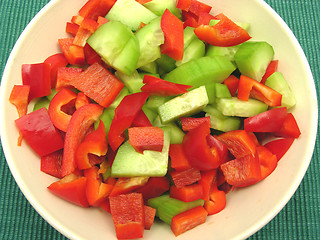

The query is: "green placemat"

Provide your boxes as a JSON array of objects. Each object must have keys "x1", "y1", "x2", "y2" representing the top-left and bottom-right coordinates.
[{"x1": 0, "y1": 0, "x2": 319, "y2": 239}]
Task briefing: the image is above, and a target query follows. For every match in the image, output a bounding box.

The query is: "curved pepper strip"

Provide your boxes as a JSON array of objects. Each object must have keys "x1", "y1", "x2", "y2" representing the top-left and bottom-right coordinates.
[
  {"x1": 48, "y1": 88, "x2": 78, "y2": 132},
  {"x1": 203, "y1": 184, "x2": 226, "y2": 215},
  {"x1": 61, "y1": 103, "x2": 103, "y2": 177},
  {"x1": 108, "y1": 92, "x2": 149, "y2": 151},
  {"x1": 76, "y1": 120, "x2": 108, "y2": 170}
]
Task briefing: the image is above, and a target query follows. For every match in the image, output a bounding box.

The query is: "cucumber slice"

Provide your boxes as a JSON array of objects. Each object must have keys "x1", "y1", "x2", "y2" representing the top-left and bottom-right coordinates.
[
  {"x1": 145, "y1": 95, "x2": 171, "y2": 112},
  {"x1": 96, "y1": 108, "x2": 115, "y2": 134},
  {"x1": 216, "y1": 97, "x2": 268, "y2": 117},
  {"x1": 183, "y1": 26, "x2": 197, "y2": 49},
  {"x1": 204, "y1": 105, "x2": 241, "y2": 132},
  {"x1": 209, "y1": 19, "x2": 250, "y2": 31},
  {"x1": 205, "y1": 81, "x2": 216, "y2": 104},
  {"x1": 115, "y1": 70, "x2": 143, "y2": 93},
  {"x1": 135, "y1": 17, "x2": 164, "y2": 68},
  {"x1": 216, "y1": 83, "x2": 232, "y2": 98},
  {"x1": 111, "y1": 130, "x2": 170, "y2": 177},
  {"x1": 153, "y1": 116, "x2": 185, "y2": 144},
  {"x1": 143, "y1": 0, "x2": 182, "y2": 19},
  {"x1": 138, "y1": 61, "x2": 158, "y2": 74},
  {"x1": 158, "y1": 86, "x2": 209, "y2": 124},
  {"x1": 265, "y1": 72, "x2": 296, "y2": 109},
  {"x1": 142, "y1": 106, "x2": 158, "y2": 124},
  {"x1": 164, "y1": 56, "x2": 236, "y2": 87},
  {"x1": 105, "y1": 0, "x2": 157, "y2": 31},
  {"x1": 206, "y1": 44, "x2": 240, "y2": 62},
  {"x1": 148, "y1": 194, "x2": 171, "y2": 217},
  {"x1": 234, "y1": 41, "x2": 274, "y2": 82},
  {"x1": 156, "y1": 54, "x2": 176, "y2": 76},
  {"x1": 176, "y1": 37, "x2": 205, "y2": 67},
  {"x1": 33, "y1": 97, "x2": 50, "y2": 111}
]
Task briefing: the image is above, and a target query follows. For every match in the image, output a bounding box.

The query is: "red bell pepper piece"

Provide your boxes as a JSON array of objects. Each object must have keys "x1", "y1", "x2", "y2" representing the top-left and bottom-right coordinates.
[
  {"x1": 48, "y1": 88, "x2": 78, "y2": 132},
  {"x1": 261, "y1": 60, "x2": 279, "y2": 84},
  {"x1": 238, "y1": 75, "x2": 282, "y2": 107},
  {"x1": 135, "y1": 177, "x2": 170, "y2": 203},
  {"x1": 48, "y1": 173, "x2": 89, "y2": 207},
  {"x1": 170, "y1": 183, "x2": 204, "y2": 202},
  {"x1": 198, "y1": 169, "x2": 217, "y2": 201},
  {"x1": 9, "y1": 85, "x2": 30, "y2": 146},
  {"x1": 216, "y1": 130, "x2": 257, "y2": 159},
  {"x1": 55, "y1": 67, "x2": 84, "y2": 91},
  {"x1": 256, "y1": 145, "x2": 278, "y2": 181},
  {"x1": 274, "y1": 113, "x2": 301, "y2": 138},
  {"x1": 176, "y1": 0, "x2": 191, "y2": 11},
  {"x1": 70, "y1": 62, "x2": 124, "y2": 108},
  {"x1": 22, "y1": 63, "x2": 51, "y2": 102},
  {"x1": 183, "y1": 13, "x2": 199, "y2": 28},
  {"x1": 160, "y1": 9, "x2": 184, "y2": 61},
  {"x1": 97, "y1": 16, "x2": 109, "y2": 27},
  {"x1": 182, "y1": 122, "x2": 221, "y2": 171},
  {"x1": 15, "y1": 108, "x2": 64, "y2": 157},
  {"x1": 73, "y1": 27, "x2": 92, "y2": 47},
  {"x1": 58, "y1": 38, "x2": 85, "y2": 65},
  {"x1": 170, "y1": 168, "x2": 201, "y2": 188},
  {"x1": 44, "y1": 53, "x2": 69, "y2": 88},
  {"x1": 131, "y1": 110, "x2": 152, "y2": 127},
  {"x1": 83, "y1": 43, "x2": 102, "y2": 65},
  {"x1": 194, "y1": 15, "x2": 251, "y2": 47},
  {"x1": 198, "y1": 12, "x2": 216, "y2": 26},
  {"x1": 223, "y1": 75, "x2": 239, "y2": 97},
  {"x1": 203, "y1": 184, "x2": 226, "y2": 215},
  {"x1": 110, "y1": 177, "x2": 149, "y2": 197},
  {"x1": 75, "y1": 120, "x2": 108, "y2": 170},
  {"x1": 141, "y1": 75, "x2": 192, "y2": 96},
  {"x1": 62, "y1": 103, "x2": 103, "y2": 177},
  {"x1": 144, "y1": 205, "x2": 156, "y2": 230},
  {"x1": 75, "y1": 92, "x2": 91, "y2": 109},
  {"x1": 108, "y1": 92, "x2": 149, "y2": 151},
  {"x1": 244, "y1": 107, "x2": 288, "y2": 133},
  {"x1": 40, "y1": 149, "x2": 63, "y2": 179},
  {"x1": 264, "y1": 138, "x2": 295, "y2": 161},
  {"x1": 128, "y1": 127, "x2": 164, "y2": 153},
  {"x1": 78, "y1": 0, "x2": 116, "y2": 21},
  {"x1": 171, "y1": 206, "x2": 208, "y2": 236},
  {"x1": 180, "y1": 116, "x2": 211, "y2": 132},
  {"x1": 169, "y1": 144, "x2": 192, "y2": 171},
  {"x1": 189, "y1": 0, "x2": 212, "y2": 16},
  {"x1": 220, "y1": 153, "x2": 261, "y2": 187},
  {"x1": 99, "y1": 199, "x2": 111, "y2": 213},
  {"x1": 66, "y1": 22, "x2": 80, "y2": 36},
  {"x1": 84, "y1": 166, "x2": 114, "y2": 206},
  {"x1": 109, "y1": 193, "x2": 145, "y2": 239},
  {"x1": 206, "y1": 135, "x2": 229, "y2": 163}
]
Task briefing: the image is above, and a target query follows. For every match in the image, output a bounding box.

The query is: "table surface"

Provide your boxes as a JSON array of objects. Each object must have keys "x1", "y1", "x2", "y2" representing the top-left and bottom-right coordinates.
[{"x1": 0, "y1": 0, "x2": 319, "y2": 239}]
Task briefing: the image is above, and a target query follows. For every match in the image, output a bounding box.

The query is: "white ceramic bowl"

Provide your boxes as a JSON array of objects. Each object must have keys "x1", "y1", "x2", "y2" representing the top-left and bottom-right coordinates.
[{"x1": 0, "y1": 0, "x2": 318, "y2": 239}]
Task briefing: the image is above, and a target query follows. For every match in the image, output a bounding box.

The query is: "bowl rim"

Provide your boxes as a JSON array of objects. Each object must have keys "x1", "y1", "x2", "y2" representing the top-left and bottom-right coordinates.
[{"x1": 0, "y1": 0, "x2": 318, "y2": 239}]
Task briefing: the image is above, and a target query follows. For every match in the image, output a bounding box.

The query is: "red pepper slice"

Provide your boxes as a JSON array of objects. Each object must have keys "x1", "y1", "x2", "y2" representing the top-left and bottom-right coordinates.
[
  {"x1": 70, "y1": 62, "x2": 124, "y2": 108},
  {"x1": 182, "y1": 122, "x2": 221, "y2": 171},
  {"x1": 131, "y1": 110, "x2": 152, "y2": 127},
  {"x1": 56, "y1": 67, "x2": 84, "y2": 91},
  {"x1": 48, "y1": 173, "x2": 89, "y2": 207},
  {"x1": 203, "y1": 184, "x2": 226, "y2": 215},
  {"x1": 261, "y1": 60, "x2": 279, "y2": 84},
  {"x1": 244, "y1": 107, "x2": 288, "y2": 133},
  {"x1": 170, "y1": 168, "x2": 201, "y2": 188},
  {"x1": 160, "y1": 9, "x2": 184, "y2": 61},
  {"x1": 141, "y1": 75, "x2": 192, "y2": 96},
  {"x1": 264, "y1": 138, "x2": 295, "y2": 161},
  {"x1": 144, "y1": 205, "x2": 156, "y2": 230},
  {"x1": 128, "y1": 126, "x2": 164, "y2": 153},
  {"x1": 169, "y1": 144, "x2": 192, "y2": 171},
  {"x1": 15, "y1": 108, "x2": 64, "y2": 157},
  {"x1": 48, "y1": 88, "x2": 78, "y2": 132},
  {"x1": 238, "y1": 75, "x2": 282, "y2": 107},
  {"x1": 83, "y1": 43, "x2": 102, "y2": 65},
  {"x1": 135, "y1": 177, "x2": 170, "y2": 203},
  {"x1": 41, "y1": 149, "x2": 63, "y2": 179},
  {"x1": 58, "y1": 38, "x2": 86, "y2": 65},
  {"x1": 206, "y1": 135, "x2": 229, "y2": 163},
  {"x1": 194, "y1": 15, "x2": 251, "y2": 47},
  {"x1": 75, "y1": 120, "x2": 108, "y2": 170},
  {"x1": 78, "y1": 0, "x2": 116, "y2": 21},
  {"x1": 44, "y1": 53, "x2": 69, "y2": 88},
  {"x1": 109, "y1": 177, "x2": 149, "y2": 197},
  {"x1": 171, "y1": 206, "x2": 208, "y2": 236},
  {"x1": 22, "y1": 63, "x2": 51, "y2": 102},
  {"x1": 62, "y1": 103, "x2": 103, "y2": 177},
  {"x1": 198, "y1": 169, "x2": 217, "y2": 201},
  {"x1": 176, "y1": 0, "x2": 191, "y2": 11},
  {"x1": 183, "y1": 13, "x2": 199, "y2": 28},
  {"x1": 274, "y1": 113, "x2": 301, "y2": 138},
  {"x1": 189, "y1": 0, "x2": 212, "y2": 16},
  {"x1": 108, "y1": 92, "x2": 149, "y2": 151},
  {"x1": 216, "y1": 130, "x2": 257, "y2": 159},
  {"x1": 223, "y1": 75, "x2": 239, "y2": 97},
  {"x1": 170, "y1": 183, "x2": 204, "y2": 202},
  {"x1": 109, "y1": 193, "x2": 145, "y2": 239},
  {"x1": 220, "y1": 153, "x2": 261, "y2": 187},
  {"x1": 180, "y1": 116, "x2": 211, "y2": 132},
  {"x1": 256, "y1": 145, "x2": 277, "y2": 181},
  {"x1": 197, "y1": 12, "x2": 216, "y2": 25},
  {"x1": 75, "y1": 92, "x2": 91, "y2": 109},
  {"x1": 66, "y1": 22, "x2": 80, "y2": 36}
]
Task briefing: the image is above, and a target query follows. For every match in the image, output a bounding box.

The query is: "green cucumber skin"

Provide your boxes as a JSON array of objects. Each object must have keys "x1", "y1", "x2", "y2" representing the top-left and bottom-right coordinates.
[
  {"x1": 164, "y1": 56, "x2": 236, "y2": 88},
  {"x1": 216, "y1": 97, "x2": 268, "y2": 117},
  {"x1": 234, "y1": 41, "x2": 274, "y2": 82},
  {"x1": 265, "y1": 72, "x2": 296, "y2": 109},
  {"x1": 143, "y1": 0, "x2": 182, "y2": 19},
  {"x1": 158, "y1": 86, "x2": 209, "y2": 124},
  {"x1": 206, "y1": 44, "x2": 240, "y2": 62},
  {"x1": 115, "y1": 70, "x2": 143, "y2": 93},
  {"x1": 176, "y1": 37, "x2": 206, "y2": 67},
  {"x1": 215, "y1": 83, "x2": 232, "y2": 98}
]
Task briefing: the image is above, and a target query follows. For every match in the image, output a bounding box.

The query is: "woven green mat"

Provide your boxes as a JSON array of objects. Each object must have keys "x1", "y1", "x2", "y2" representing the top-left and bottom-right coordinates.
[{"x1": 0, "y1": 0, "x2": 319, "y2": 239}]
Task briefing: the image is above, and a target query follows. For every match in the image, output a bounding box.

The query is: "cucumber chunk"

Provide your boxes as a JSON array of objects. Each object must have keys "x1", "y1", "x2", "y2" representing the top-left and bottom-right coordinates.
[
  {"x1": 176, "y1": 37, "x2": 205, "y2": 67},
  {"x1": 265, "y1": 72, "x2": 296, "y2": 109},
  {"x1": 115, "y1": 70, "x2": 143, "y2": 93},
  {"x1": 105, "y1": 0, "x2": 157, "y2": 31},
  {"x1": 143, "y1": 0, "x2": 182, "y2": 19},
  {"x1": 215, "y1": 83, "x2": 232, "y2": 98},
  {"x1": 111, "y1": 130, "x2": 170, "y2": 177},
  {"x1": 164, "y1": 56, "x2": 236, "y2": 87},
  {"x1": 33, "y1": 97, "x2": 50, "y2": 111},
  {"x1": 153, "y1": 116, "x2": 185, "y2": 144},
  {"x1": 158, "y1": 86, "x2": 209, "y2": 124},
  {"x1": 206, "y1": 44, "x2": 240, "y2": 62},
  {"x1": 216, "y1": 97, "x2": 268, "y2": 117},
  {"x1": 234, "y1": 41, "x2": 274, "y2": 82}
]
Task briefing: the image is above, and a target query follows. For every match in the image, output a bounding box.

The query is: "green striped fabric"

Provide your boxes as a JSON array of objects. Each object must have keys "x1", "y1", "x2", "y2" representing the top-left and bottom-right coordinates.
[{"x1": 0, "y1": 0, "x2": 319, "y2": 239}]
